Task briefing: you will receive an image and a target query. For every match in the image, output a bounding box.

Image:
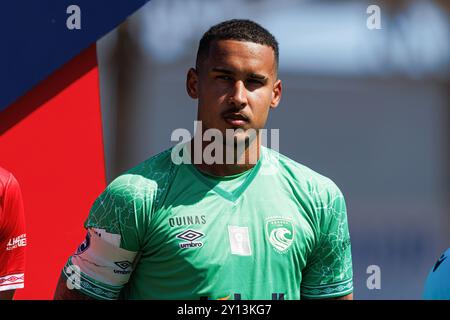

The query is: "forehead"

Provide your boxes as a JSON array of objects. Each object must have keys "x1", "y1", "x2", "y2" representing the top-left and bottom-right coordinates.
[{"x1": 204, "y1": 39, "x2": 276, "y2": 75}]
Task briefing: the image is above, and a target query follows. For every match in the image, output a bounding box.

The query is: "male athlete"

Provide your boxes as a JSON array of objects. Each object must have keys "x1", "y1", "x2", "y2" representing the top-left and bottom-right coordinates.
[
  {"x1": 0, "y1": 166, "x2": 26, "y2": 300},
  {"x1": 54, "y1": 19, "x2": 353, "y2": 300}
]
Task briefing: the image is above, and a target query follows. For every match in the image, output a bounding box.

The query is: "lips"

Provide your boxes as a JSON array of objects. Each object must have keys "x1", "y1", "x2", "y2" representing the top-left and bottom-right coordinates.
[{"x1": 222, "y1": 112, "x2": 249, "y2": 126}]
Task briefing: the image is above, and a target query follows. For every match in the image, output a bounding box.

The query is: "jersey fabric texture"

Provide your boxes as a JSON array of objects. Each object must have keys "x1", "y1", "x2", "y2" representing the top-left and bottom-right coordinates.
[
  {"x1": 64, "y1": 146, "x2": 353, "y2": 300},
  {"x1": 0, "y1": 167, "x2": 26, "y2": 292},
  {"x1": 423, "y1": 248, "x2": 450, "y2": 300}
]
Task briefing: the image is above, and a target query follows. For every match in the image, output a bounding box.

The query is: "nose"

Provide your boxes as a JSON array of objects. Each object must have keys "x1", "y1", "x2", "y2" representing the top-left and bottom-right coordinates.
[{"x1": 228, "y1": 80, "x2": 248, "y2": 109}]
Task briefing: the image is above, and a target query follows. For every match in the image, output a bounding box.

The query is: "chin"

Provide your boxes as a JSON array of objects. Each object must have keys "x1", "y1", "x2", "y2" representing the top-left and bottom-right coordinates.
[{"x1": 224, "y1": 131, "x2": 257, "y2": 148}]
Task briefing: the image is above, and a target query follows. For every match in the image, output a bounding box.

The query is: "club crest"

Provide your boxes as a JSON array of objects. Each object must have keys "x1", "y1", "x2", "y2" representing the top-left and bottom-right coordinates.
[{"x1": 265, "y1": 217, "x2": 294, "y2": 254}]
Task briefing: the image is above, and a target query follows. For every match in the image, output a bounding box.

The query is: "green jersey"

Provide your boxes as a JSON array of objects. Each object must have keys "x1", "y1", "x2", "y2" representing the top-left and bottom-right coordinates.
[{"x1": 64, "y1": 146, "x2": 353, "y2": 300}]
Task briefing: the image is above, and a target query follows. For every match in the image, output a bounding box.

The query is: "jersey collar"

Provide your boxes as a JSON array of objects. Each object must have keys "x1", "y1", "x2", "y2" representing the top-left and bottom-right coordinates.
[{"x1": 185, "y1": 148, "x2": 264, "y2": 202}]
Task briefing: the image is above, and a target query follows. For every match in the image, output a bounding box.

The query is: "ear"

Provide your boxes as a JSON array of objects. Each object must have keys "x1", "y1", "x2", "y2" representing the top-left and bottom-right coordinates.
[
  {"x1": 270, "y1": 79, "x2": 282, "y2": 109},
  {"x1": 186, "y1": 68, "x2": 199, "y2": 99}
]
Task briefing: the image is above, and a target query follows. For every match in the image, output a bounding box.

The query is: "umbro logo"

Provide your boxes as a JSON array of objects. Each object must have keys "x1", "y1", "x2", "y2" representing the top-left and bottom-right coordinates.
[
  {"x1": 177, "y1": 229, "x2": 204, "y2": 249},
  {"x1": 114, "y1": 261, "x2": 132, "y2": 270},
  {"x1": 177, "y1": 229, "x2": 204, "y2": 242},
  {"x1": 113, "y1": 260, "x2": 132, "y2": 275}
]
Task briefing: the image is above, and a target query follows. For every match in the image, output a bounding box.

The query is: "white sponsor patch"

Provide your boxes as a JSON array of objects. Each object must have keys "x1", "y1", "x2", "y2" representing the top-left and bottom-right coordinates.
[{"x1": 228, "y1": 226, "x2": 252, "y2": 256}]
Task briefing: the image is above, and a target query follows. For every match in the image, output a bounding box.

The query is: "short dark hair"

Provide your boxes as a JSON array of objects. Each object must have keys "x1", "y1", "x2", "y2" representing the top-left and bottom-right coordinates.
[{"x1": 196, "y1": 19, "x2": 279, "y2": 71}]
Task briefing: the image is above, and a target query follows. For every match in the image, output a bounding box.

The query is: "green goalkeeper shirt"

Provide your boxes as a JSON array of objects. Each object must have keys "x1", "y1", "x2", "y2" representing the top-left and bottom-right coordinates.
[{"x1": 64, "y1": 146, "x2": 353, "y2": 300}]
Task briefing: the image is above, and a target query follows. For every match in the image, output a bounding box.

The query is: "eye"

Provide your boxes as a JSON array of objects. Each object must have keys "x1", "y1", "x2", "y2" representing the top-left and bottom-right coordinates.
[
  {"x1": 217, "y1": 75, "x2": 233, "y2": 81},
  {"x1": 246, "y1": 79, "x2": 264, "y2": 86}
]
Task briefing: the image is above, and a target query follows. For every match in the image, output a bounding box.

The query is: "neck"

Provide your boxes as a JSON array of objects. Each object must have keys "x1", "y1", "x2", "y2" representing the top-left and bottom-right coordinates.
[{"x1": 189, "y1": 134, "x2": 261, "y2": 177}]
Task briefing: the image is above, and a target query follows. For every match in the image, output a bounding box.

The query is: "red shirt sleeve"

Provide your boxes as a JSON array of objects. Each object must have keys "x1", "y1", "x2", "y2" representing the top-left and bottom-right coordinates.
[{"x1": 0, "y1": 172, "x2": 26, "y2": 292}]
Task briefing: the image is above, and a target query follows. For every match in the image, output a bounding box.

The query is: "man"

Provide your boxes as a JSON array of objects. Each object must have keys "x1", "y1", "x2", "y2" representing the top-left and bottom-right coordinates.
[
  {"x1": 54, "y1": 19, "x2": 353, "y2": 300},
  {"x1": 423, "y1": 248, "x2": 450, "y2": 300},
  {"x1": 0, "y1": 166, "x2": 26, "y2": 300}
]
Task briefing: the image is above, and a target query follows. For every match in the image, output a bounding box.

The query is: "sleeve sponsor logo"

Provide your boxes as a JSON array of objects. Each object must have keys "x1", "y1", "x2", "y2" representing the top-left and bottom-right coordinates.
[
  {"x1": 6, "y1": 234, "x2": 27, "y2": 251},
  {"x1": 113, "y1": 261, "x2": 133, "y2": 275}
]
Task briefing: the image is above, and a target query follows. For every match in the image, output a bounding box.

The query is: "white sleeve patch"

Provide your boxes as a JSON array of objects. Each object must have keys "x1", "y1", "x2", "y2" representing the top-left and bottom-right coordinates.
[{"x1": 70, "y1": 228, "x2": 138, "y2": 287}]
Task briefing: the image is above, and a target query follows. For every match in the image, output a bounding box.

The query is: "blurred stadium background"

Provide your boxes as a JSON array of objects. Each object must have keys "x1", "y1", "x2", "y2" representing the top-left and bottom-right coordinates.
[{"x1": 95, "y1": 0, "x2": 450, "y2": 299}]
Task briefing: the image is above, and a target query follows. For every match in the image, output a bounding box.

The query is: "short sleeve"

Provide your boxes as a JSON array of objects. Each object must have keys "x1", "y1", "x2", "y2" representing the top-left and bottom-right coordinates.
[
  {"x1": 62, "y1": 174, "x2": 156, "y2": 300},
  {"x1": 84, "y1": 174, "x2": 155, "y2": 251},
  {"x1": 0, "y1": 173, "x2": 26, "y2": 292},
  {"x1": 301, "y1": 182, "x2": 353, "y2": 299}
]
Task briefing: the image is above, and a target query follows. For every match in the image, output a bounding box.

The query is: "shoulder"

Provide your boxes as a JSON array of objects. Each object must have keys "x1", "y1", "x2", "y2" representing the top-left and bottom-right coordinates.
[
  {"x1": 0, "y1": 166, "x2": 13, "y2": 190},
  {"x1": 263, "y1": 147, "x2": 344, "y2": 201},
  {"x1": 0, "y1": 167, "x2": 21, "y2": 201},
  {"x1": 103, "y1": 148, "x2": 176, "y2": 203},
  {"x1": 126, "y1": 147, "x2": 176, "y2": 179},
  {"x1": 86, "y1": 149, "x2": 176, "y2": 233}
]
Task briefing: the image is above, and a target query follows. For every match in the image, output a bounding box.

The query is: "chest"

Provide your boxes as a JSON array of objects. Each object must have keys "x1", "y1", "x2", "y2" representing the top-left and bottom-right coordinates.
[{"x1": 144, "y1": 188, "x2": 318, "y2": 274}]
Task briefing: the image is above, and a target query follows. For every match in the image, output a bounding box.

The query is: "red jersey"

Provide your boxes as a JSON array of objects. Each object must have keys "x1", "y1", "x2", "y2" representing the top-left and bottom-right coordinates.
[{"x1": 0, "y1": 167, "x2": 26, "y2": 292}]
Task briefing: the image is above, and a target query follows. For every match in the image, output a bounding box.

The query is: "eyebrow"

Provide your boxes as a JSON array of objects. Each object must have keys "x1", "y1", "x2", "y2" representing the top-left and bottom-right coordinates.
[
  {"x1": 211, "y1": 67, "x2": 233, "y2": 74},
  {"x1": 211, "y1": 67, "x2": 268, "y2": 81},
  {"x1": 249, "y1": 73, "x2": 267, "y2": 81}
]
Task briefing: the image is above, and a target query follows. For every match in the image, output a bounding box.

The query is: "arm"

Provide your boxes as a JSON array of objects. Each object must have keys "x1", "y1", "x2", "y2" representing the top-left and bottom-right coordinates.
[
  {"x1": 0, "y1": 173, "x2": 26, "y2": 299},
  {"x1": 54, "y1": 175, "x2": 148, "y2": 300},
  {"x1": 54, "y1": 228, "x2": 137, "y2": 300},
  {"x1": 301, "y1": 181, "x2": 354, "y2": 300},
  {"x1": 0, "y1": 290, "x2": 15, "y2": 300},
  {"x1": 53, "y1": 274, "x2": 93, "y2": 300}
]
